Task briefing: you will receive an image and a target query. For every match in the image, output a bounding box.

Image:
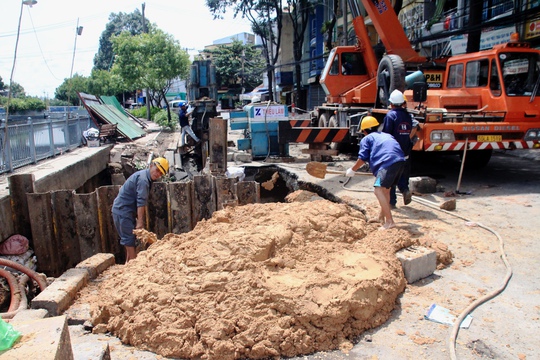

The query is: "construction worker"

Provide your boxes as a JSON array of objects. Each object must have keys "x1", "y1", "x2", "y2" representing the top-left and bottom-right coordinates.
[
  {"x1": 112, "y1": 157, "x2": 169, "y2": 263},
  {"x1": 382, "y1": 89, "x2": 413, "y2": 208},
  {"x1": 179, "y1": 104, "x2": 200, "y2": 146},
  {"x1": 346, "y1": 116, "x2": 406, "y2": 230}
]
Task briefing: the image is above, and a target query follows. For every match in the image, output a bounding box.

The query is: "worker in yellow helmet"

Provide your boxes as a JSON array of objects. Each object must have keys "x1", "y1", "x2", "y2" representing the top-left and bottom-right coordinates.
[
  {"x1": 112, "y1": 157, "x2": 169, "y2": 263},
  {"x1": 346, "y1": 116, "x2": 406, "y2": 230}
]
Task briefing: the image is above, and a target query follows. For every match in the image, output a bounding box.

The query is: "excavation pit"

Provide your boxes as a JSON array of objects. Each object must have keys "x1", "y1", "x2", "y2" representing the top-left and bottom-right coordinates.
[{"x1": 68, "y1": 166, "x2": 429, "y2": 360}]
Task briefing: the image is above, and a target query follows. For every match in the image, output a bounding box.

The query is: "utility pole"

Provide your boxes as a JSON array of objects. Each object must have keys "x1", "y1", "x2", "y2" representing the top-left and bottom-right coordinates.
[
  {"x1": 241, "y1": 49, "x2": 245, "y2": 95},
  {"x1": 142, "y1": 3, "x2": 151, "y2": 121},
  {"x1": 68, "y1": 18, "x2": 82, "y2": 118}
]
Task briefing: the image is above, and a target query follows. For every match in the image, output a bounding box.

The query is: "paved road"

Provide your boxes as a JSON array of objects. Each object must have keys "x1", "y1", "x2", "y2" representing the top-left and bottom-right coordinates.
[{"x1": 67, "y1": 148, "x2": 540, "y2": 360}]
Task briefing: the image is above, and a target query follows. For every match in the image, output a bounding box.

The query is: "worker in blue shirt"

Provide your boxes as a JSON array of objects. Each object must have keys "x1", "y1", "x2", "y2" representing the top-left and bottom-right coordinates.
[
  {"x1": 346, "y1": 116, "x2": 406, "y2": 230},
  {"x1": 112, "y1": 157, "x2": 169, "y2": 263},
  {"x1": 382, "y1": 89, "x2": 414, "y2": 208}
]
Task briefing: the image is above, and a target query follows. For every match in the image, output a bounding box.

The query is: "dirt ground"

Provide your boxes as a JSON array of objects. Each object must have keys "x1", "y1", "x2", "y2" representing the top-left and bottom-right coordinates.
[{"x1": 68, "y1": 129, "x2": 540, "y2": 360}]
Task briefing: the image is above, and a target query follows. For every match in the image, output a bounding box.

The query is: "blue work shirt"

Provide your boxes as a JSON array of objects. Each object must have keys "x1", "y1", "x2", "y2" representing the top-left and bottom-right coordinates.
[
  {"x1": 179, "y1": 108, "x2": 189, "y2": 127},
  {"x1": 112, "y1": 169, "x2": 152, "y2": 218},
  {"x1": 382, "y1": 107, "x2": 413, "y2": 156},
  {"x1": 358, "y1": 132, "x2": 405, "y2": 176}
]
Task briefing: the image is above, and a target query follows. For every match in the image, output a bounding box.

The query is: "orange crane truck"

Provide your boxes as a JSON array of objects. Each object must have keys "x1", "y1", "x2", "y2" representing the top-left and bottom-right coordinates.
[{"x1": 314, "y1": 0, "x2": 540, "y2": 166}]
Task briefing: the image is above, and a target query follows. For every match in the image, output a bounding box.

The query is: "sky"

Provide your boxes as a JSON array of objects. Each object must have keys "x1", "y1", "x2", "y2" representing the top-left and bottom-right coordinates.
[{"x1": 0, "y1": 0, "x2": 253, "y2": 97}]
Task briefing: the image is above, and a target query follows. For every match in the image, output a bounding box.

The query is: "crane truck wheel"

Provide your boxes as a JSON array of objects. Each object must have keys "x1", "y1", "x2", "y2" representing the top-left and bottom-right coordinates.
[
  {"x1": 318, "y1": 113, "x2": 329, "y2": 127},
  {"x1": 377, "y1": 55, "x2": 406, "y2": 108},
  {"x1": 328, "y1": 115, "x2": 342, "y2": 151},
  {"x1": 461, "y1": 149, "x2": 492, "y2": 169}
]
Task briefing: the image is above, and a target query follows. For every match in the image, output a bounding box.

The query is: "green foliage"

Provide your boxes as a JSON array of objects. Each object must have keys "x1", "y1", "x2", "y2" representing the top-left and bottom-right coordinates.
[
  {"x1": 0, "y1": 96, "x2": 46, "y2": 112},
  {"x1": 153, "y1": 109, "x2": 178, "y2": 130},
  {"x1": 87, "y1": 69, "x2": 127, "y2": 96},
  {"x1": 54, "y1": 74, "x2": 90, "y2": 105},
  {"x1": 93, "y1": 10, "x2": 148, "y2": 71},
  {"x1": 8, "y1": 82, "x2": 25, "y2": 98},
  {"x1": 207, "y1": 40, "x2": 265, "y2": 90},
  {"x1": 128, "y1": 106, "x2": 161, "y2": 119},
  {"x1": 111, "y1": 29, "x2": 190, "y2": 93}
]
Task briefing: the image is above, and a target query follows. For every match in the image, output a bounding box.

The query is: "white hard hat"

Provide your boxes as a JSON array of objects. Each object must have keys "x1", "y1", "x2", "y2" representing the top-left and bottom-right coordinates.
[{"x1": 389, "y1": 89, "x2": 405, "y2": 105}]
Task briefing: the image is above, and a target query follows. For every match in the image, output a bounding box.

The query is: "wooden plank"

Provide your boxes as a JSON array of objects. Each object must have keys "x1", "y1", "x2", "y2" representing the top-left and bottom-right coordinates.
[
  {"x1": 73, "y1": 191, "x2": 102, "y2": 259},
  {"x1": 192, "y1": 175, "x2": 216, "y2": 225},
  {"x1": 0, "y1": 197, "x2": 14, "y2": 242},
  {"x1": 148, "y1": 182, "x2": 169, "y2": 238},
  {"x1": 27, "y1": 192, "x2": 62, "y2": 277},
  {"x1": 168, "y1": 182, "x2": 193, "y2": 234},
  {"x1": 8, "y1": 174, "x2": 35, "y2": 242},
  {"x1": 97, "y1": 186, "x2": 121, "y2": 257},
  {"x1": 214, "y1": 177, "x2": 238, "y2": 210},
  {"x1": 51, "y1": 190, "x2": 80, "y2": 271},
  {"x1": 235, "y1": 181, "x2": 260, "y2": 206}
]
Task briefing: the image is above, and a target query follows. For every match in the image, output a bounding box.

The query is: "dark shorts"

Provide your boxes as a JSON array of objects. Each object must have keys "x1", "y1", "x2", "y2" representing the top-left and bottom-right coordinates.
[
  {"x1": 374, "y1": 161, "x2": 405, "y2": 188},
  {"x1": 112, "y1": 212, "x2": 136, "y2": 247}
]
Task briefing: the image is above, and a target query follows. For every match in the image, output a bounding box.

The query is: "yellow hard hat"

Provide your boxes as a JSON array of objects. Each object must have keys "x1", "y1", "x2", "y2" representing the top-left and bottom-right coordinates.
[
  {"x1": 152, "y1": 157, "x2": 169, "y2": 175},
  {"x1": 360, "y1": 116, "x2": 379, "y2": 130}
]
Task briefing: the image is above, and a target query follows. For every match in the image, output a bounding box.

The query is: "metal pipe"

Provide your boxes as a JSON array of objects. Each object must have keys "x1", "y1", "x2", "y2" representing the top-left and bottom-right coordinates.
[{"x1": 456, "y1": 138, "x2": 468, "y2": 193}]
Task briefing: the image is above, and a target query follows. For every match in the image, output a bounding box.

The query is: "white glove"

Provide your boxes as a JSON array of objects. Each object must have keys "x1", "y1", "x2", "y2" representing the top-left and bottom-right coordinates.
[{"x1": 345, "y1": 168, "x2": 355, "y2": 177}]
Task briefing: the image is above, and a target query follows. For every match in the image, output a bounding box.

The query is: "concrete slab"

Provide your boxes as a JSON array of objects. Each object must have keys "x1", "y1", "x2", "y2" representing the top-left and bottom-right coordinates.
[
  {"x1": 31, "y1": 268, "x2": 89, "y2": 316},
  {"x1": 75, "y1": 253, "x2": 116, "y2": 280},
  {"x1": 3, "y1": 315, "x2": 74, "y2": 360}
]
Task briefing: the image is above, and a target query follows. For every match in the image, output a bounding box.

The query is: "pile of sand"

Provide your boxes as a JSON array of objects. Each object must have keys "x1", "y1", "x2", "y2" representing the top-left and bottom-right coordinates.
[{"x1": 81, "y1": 197, "x2": 416, "y2": 359}]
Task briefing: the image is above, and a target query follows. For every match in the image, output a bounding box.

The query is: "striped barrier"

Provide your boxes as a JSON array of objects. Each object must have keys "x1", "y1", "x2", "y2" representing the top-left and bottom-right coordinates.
[
  {"x1": 278, "y1": 121, "x2": 350, "y2": 144},
  {"x1": 425, "y1": 140, "x2": 539, "y2": 151}
]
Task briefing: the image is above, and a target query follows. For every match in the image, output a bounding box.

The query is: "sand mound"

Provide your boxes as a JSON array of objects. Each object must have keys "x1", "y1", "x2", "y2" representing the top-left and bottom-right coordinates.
[{"x1": 83, "y1": 199, "x2": 411, "y2": 359}]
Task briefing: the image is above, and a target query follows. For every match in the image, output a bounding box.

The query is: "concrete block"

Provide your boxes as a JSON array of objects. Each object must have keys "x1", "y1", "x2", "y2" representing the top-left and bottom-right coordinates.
[
  {"x1": 11, "y1": 309, "x2": 48, "y2": 322},
  {"x1": 233, "y1": 152, "x2": 252, "y2": 163},
  {"x1": 65, "y1": 302, "x2": 92, "y2": 325},
  {"x1": 409, "y1": 176, "x2": 437, "y2": 194},
  {"x1": 69, "y1": 326, "x2": 111, "y2": 360},
  {"x1": 109, "y1": 148, "x2": 122, "y2": 163},
  {"x1": 4, "y1": 315, "x2": 74, "y2": 360},
  {"x1": 31, "y1": 268, "x2": 89, "y2": 316},
  {"x1": 76, "y1": 253, "x2": 115, "y2": 279},
  {"x1": 396, "y1": 246, "x2": 437, "y2": 284}
]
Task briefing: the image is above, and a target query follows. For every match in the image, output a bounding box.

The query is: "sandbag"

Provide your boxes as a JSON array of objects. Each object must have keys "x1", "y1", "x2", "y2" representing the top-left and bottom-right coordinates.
[{"x1": 0, "y1": 235, "x2": 29, "y2": 255}]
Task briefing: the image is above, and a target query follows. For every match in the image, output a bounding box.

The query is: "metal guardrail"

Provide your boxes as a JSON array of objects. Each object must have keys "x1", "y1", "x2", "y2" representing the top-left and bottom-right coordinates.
[{"x1": 0, "y1": 113, "x2": 92, "y2": 174}]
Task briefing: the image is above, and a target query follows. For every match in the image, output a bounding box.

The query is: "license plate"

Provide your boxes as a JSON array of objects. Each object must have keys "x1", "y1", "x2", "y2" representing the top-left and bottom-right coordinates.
[{"x1": 477, "y1": 135, "x2": 502, "y2": 142}]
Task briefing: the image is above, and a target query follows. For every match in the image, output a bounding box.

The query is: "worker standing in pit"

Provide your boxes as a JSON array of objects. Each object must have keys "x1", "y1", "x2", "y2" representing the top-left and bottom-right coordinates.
[
  {"x1": 179, "y1": 104, "x2": 200, "y2": 146},
  {"x1": 382, "y1": 89, "x2": 413, "y2": 208},
  {"x1": 112, "y1": 157, "x2": 169, "y2": 263},
  {"x1": 346, "y1": 116, "x2": 406, "y2": 230}
]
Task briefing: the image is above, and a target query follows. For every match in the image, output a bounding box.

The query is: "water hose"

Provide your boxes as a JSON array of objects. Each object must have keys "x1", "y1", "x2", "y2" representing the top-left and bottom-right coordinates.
[
  {"x1": 341, "y1": 176, "x2": 512, "y2": 360},
  {"x1": 0, "y1": 259, "x2": 47, "y2": 291}
]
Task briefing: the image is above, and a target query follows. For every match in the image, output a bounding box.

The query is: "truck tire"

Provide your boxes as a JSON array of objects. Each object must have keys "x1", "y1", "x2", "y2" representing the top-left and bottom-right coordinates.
[
  {"x1": 462, "y1": 149, "x2": 492, "y2": 168},
  {"x1": 328, "y1": 115, "x2": 342, "y2": 151},
  {"x1": 318, "y1": 113, "x2": 329, "y2": 127},
  {"x1": 377, "y1": 55, "x2": 406, "y2": 108}
]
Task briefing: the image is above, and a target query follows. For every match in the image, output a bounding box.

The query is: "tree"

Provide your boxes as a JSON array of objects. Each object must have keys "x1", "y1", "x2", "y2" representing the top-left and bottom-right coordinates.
[
  {"x1": 207, "y1": 0, "x2": 283, "y2": 102},
  {"x1": 207, "y1": 40, "x2": 265, "y2": 91},
  {"x1": 285, "y1": 0, "x2": 312, "y2": 109},
  {"x1": 54, "y1": 74, "x2": 89, "y2": 105},
  {"x1": 7, "y1": 82, "x2": 25, "y2": 98},
  {"x1": 111, "y1": 29, "x2": 190, "y2": 127},
  {"x1": 93, "y1": 10, "x2": 148, "y2": 71},
  {"x1": 87, "y1": 69, "x2": 127, "y2": 98},
  {"x1": 0, "y1": 76, "x2": 5, "y2": 91}
]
